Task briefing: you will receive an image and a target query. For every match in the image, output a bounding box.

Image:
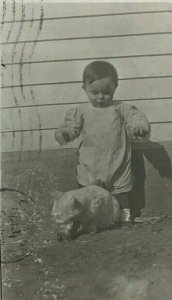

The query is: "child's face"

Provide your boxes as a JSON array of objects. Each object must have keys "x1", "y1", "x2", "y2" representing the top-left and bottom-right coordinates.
[{"x1": 83, "y1": 77, "x2": 117, "y2": 108}]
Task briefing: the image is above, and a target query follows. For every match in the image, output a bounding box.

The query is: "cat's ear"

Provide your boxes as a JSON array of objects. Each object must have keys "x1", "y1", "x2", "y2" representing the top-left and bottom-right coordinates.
[
  {"x1": 92, "y1": 197, "x2": 104, "y2": 209},
  {"x1": 71, "y1": 197, "x2": 83, "y2": 211},
  {"x1": 52, "y1": 190, "x2": 64, "y2": 200}
]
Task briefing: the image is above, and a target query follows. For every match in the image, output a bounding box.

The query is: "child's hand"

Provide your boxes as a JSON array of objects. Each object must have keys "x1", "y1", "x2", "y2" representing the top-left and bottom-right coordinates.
[
  {"x1": 55, "y1": 129, "x2": 67, "y2": 145},
  {"x1": 92, "y1": 179, "x2": 109, "y2": 190},
  {"x1": 133, "y1": 126, "x2": 149, "y2": 138}
]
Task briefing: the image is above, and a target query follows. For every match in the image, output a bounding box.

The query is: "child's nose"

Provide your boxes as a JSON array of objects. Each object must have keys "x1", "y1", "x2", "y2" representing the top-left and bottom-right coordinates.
[{"x1": 98, "y1": 93, "x2": 103, "y2": 99}]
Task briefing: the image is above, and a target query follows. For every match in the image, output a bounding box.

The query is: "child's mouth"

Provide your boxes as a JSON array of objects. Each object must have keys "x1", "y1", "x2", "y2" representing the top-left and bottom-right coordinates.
[{"x1": 97, "y1": 102, "x2": 105, "y2": 107}]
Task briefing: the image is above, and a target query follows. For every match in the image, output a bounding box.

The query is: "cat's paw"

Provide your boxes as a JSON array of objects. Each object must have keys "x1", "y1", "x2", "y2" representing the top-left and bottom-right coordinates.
[{"x1": 88, "y1": 222, "x2": 98, "y2": 235}]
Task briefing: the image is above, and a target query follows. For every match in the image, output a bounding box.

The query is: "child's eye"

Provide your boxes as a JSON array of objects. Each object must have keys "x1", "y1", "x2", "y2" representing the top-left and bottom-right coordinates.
[{"x1": 103, "y1": 90, "x2": 111, "y2": 95}]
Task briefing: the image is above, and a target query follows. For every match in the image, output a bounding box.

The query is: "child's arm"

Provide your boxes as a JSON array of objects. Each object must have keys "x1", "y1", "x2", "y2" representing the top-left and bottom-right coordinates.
[
  {"x1": 55, "y1": 107, "x2": 84, "y2": 145},
  {"x1": 119, "y1": 103, "x2": 151, "y2": 138}
]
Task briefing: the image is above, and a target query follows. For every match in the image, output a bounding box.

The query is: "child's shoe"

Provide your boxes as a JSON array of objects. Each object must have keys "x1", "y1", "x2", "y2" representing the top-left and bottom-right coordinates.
[{"x1": 130, "y1": 209, "x2": 141, "y2": 224}]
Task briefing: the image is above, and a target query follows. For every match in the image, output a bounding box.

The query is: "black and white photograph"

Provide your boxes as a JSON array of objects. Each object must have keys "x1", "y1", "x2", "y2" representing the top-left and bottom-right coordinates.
[{"x1": 1, "y1": 1, "x2": 172, "y2": 299}]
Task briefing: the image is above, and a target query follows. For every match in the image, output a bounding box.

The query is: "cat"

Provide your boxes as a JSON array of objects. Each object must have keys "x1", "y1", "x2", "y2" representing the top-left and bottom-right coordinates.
[{"x1": 52, "y1": 185, "x2": 120, "y2": 241}]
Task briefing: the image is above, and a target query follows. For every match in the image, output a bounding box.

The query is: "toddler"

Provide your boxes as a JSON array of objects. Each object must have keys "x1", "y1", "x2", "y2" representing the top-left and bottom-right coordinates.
[{"x1": 55, "y1": 61, "x2": 150, "y2": 223}]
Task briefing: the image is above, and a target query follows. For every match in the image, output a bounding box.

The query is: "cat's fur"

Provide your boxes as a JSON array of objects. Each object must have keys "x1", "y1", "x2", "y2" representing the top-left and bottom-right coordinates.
[{"x1": 52, "y1": 185, "x2": 120, "y2": 240}]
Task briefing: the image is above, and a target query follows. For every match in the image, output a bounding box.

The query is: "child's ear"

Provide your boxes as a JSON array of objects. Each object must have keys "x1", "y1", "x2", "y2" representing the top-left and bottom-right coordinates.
[{"x1": 81, "y1": 84, "x2": 85, "y2": 90}]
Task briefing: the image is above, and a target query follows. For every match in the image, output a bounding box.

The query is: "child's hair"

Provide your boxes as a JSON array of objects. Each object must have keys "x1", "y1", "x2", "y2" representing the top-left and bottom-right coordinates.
[{"x1": 83, "y1": 61, "x2": 118, "y2": 87}]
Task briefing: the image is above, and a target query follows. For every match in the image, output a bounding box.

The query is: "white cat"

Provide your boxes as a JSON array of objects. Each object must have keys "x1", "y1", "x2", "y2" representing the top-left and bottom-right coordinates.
[{"x1": 52, "y1": 185, "x2": 120, "y2": 241}]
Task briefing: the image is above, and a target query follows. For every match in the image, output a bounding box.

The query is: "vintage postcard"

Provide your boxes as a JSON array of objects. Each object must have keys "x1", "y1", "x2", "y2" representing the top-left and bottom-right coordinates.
[{"x1": 1, "y1": 1, "x2": 172, "y2": 299}]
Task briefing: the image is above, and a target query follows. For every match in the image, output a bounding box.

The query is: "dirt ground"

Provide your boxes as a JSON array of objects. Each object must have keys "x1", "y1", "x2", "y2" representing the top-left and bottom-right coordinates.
[{"x1": 1, "y1": 150, "x2": 172, "y2": 300}]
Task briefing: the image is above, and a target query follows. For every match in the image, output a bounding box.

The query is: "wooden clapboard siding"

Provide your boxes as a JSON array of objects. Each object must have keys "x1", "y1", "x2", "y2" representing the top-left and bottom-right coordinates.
[{"x1": 1, "y1": 1, "x2": 172, "y2": 153}]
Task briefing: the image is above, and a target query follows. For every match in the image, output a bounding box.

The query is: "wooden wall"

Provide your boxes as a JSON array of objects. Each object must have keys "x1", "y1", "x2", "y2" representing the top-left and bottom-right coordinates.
[{"x1": 1, "y1": 1, "x2": 172, "y2": 154}]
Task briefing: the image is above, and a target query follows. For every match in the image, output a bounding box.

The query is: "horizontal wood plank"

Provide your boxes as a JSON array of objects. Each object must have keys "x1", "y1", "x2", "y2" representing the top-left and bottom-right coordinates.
[
  {"x1": 2, "y1": 2, "x2": 171, "y2": 24},
  {"x1": 2, "y1": 12, "x2": 172, "y2": 43}
]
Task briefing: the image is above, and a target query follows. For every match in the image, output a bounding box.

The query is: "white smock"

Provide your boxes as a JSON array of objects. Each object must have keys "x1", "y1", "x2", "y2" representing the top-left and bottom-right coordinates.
[{"x1": 55, "y1": 101, "x2": 150, "y2": 194}]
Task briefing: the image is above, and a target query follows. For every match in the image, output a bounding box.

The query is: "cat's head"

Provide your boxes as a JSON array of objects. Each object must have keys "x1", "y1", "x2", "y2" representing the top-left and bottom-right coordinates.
[
  {"x1": 52, "y1": 192, "x2": 83, "y2": 224},
  {"x1": 52, "y1": 191, "x2": 83, "y2": 240}
]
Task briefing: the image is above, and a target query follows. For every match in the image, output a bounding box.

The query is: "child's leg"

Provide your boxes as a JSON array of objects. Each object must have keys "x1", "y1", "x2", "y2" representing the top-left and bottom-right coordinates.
[
  {"x1": 115, "y1": 191, "x2": 144, "y2": 224},
  {"x1": 128, "y1": 183, "x2": 145, "y2": 222},
  {"x1": 114, "y1": 193, "x2": 130, "y2": 209},
  {"x1": 114, "y1": 193, "x2": 131, "y2": 223}
]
